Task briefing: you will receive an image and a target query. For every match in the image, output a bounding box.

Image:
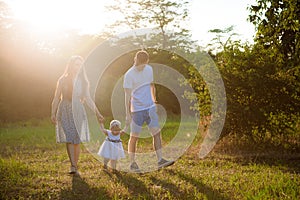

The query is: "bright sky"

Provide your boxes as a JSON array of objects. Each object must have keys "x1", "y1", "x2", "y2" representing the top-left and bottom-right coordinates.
[
  {"x1": 6, "y1": 0, "x2": 109, "y2": 34},
  {"x1": 6, "y1": 0, "x2": 257, "y2": 46},
  {"x1": 190, "y1": 0, "x2": 257, "y2": 46}
]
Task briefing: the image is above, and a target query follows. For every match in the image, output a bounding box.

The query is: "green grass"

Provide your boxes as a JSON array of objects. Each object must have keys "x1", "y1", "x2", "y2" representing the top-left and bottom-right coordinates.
[{"x1": 0, "y1": 119, "x2": 299, "y2": 199}]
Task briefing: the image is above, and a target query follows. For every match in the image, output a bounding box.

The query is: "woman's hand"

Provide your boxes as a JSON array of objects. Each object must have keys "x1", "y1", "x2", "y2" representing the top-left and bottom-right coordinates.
[
  {"x1": 96, "y1": 112, "x2": 104, "y2": 123},
  {"x1": 51, "y1": 114, "x2": 57, "y2": 125}
]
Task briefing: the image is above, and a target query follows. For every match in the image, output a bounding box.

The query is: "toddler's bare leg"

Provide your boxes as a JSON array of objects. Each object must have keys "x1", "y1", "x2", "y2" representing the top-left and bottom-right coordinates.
[
  {"x1": 103, "y1": 158, "x2": 109, "y2": 169},
  {"x1": 110, "y1": 160, "x2": 117, "y2": 170}
]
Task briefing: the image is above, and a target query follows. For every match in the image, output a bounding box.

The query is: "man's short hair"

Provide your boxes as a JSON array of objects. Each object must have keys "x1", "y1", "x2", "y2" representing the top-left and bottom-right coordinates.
[{"x1": 135, "y1": 50, "x2": 149, "y2": 65}]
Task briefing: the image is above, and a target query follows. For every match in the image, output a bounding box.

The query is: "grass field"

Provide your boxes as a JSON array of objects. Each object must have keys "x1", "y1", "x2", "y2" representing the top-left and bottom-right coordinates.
[{"x1": 0, "y1": 119, "x2": 299, "y2": 199}]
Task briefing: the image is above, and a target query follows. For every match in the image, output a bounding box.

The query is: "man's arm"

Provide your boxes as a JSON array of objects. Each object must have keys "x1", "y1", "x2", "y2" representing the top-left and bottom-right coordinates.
[
  {"x1": 150, "y1": 83, "x2": 157, "y2": 103},
  {"x1": 124, "y1": 88, "x2": 132, "y2": 125}
]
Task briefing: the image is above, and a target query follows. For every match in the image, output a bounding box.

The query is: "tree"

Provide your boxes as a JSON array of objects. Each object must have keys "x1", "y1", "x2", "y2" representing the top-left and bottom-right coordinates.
[
  {"x1": 105, "y1": 0, "x2": 190, "y2": 49},
  {"x1": 207, "y1": 25, "x2": 240, "y2": 53},
  {"x1": 249, "y1": 0, "x2": 300, "y2": 66}
]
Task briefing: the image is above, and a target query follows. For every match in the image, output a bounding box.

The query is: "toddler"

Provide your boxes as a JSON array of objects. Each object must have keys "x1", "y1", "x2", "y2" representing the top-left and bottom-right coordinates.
[{"x1": 97, "y1": 120, "x2": 126, "y2": 171}]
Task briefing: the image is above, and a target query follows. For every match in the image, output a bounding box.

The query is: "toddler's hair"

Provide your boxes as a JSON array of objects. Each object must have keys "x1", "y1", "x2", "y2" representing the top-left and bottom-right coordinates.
[{"x1": 110, "y1": 120, "x2": 121, "y2": 129}]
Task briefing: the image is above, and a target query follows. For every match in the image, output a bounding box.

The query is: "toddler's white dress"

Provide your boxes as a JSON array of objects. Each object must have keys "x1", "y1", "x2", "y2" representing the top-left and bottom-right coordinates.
[{"x1": 97, "y1": 130, "x2": 125, "y2": 160}]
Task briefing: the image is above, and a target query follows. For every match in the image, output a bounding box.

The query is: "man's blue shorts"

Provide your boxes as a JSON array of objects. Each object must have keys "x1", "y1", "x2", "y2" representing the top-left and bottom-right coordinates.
[{"x1": 131, "y1": 106, "x2": 159, "y2": 134}]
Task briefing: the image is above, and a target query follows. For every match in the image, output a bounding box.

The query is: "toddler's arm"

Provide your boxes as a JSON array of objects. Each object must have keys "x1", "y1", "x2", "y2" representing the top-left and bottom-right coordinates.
[
  {"x1": 99, "y1": 123, "x2": 108, "y2": 136},
  {"x1": 120, "y1": 124, "x2": 129, "y2": 135}
]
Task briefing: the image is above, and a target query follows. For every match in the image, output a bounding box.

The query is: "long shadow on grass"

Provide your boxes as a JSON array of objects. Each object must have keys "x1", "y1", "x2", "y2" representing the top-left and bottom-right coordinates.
[
  {"x1": 222, "y1": 154, "x2": 300, "y2": 174},
  {"x1": 115, "y1": 172, "x2": 156, "y2": 199},
  {"x1": 219, "y1": 139, "x2": 300, "y2": 174},
  {"x1": 60, "y1": 174, "x2": 109, "y2": 200},
  {"x1": 149, "y1": 175, "x2": 189, "y2": 199},
  {"x1": 166, "y1": 169, "x2": 230, "y2": 200}
]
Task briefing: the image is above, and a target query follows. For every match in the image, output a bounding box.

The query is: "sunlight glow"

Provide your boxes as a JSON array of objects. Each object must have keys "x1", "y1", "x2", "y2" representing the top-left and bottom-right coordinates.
[
  {"x1": 7, "y1": 0, "x2": 108, "y2": 34},
  {"x1": 6, "y1": 0, "x2": 256, "y2": 46}
]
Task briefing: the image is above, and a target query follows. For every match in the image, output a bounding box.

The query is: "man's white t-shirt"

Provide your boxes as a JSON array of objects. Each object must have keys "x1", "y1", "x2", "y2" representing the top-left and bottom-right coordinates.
[{"x1": 123, "y1": 64, "x2": 155, "y2": 112}]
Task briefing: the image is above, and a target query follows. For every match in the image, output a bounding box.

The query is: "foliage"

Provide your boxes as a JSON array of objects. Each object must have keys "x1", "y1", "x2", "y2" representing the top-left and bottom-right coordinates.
[
  {"x1": 183, "y1": 23, "x2": 300, "y2": 148},
  {"x1": 218, "y1": 41, "x2": 300, "y2": 146},
  {"x1": 246, "y1": 0, "x2": 300, "y2": 145},
  {"x1": 249, "y1": 0, "x2": 300, "y2": 67},
  {"x1": 207, "y1": 25, "x2": 240, "y2": 52},
  {"x1": 179, "y1": 0, "x2": 300, "y2": 147}
]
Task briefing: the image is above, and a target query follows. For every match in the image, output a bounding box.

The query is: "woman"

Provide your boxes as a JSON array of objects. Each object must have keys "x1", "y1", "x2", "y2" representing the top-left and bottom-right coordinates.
[{"x1": 51, "y1": 55, "x2": 104, "y2": 174}]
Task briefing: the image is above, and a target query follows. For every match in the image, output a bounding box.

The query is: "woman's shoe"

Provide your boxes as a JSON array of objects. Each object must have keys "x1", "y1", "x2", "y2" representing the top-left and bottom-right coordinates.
[{"x1": 69, "y1": 165, "x2": 77, "y2": 174}]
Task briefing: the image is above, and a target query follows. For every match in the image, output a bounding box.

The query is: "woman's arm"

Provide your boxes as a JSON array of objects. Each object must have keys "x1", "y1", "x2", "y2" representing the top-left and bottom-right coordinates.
[
  {"x1": 99, "y1": 123, "x2": 108, "y2": 136},
  {"x1": 82, "y1": 85, "x2": 104, "y2": 123},
  {"x1": 51, "y1": 78, "x2": 62, "y2": 124}
]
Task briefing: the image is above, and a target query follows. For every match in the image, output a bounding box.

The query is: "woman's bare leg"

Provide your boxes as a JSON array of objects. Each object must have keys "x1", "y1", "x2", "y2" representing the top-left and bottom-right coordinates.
[
  {"x1": 66, "y1": 143, "x2": 76, "y2": 172},
  {"x1": 74, "y1": 144, "x2": 80, "y2": 170}
]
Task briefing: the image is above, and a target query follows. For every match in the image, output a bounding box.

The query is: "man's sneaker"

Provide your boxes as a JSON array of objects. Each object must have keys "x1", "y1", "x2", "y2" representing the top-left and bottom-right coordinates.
[
  {"x1": 158, "y1": 158, "x2": 175, "y2": 169},
  {"x1": 130, "y1": 162, "x2": 141, "y2": 173}
]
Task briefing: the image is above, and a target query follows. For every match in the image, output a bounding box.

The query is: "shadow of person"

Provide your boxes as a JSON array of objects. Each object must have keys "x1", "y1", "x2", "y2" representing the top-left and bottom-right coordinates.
[
  {"x1": 114, "y1": 172, "x2": 156, "y2": 200},
  {"x1": 149, "y1": 175, "x2": 186, "y2": 199},
  {"x1": 71, "y1": 174, "x2": 90, "y2": 195},
  {"x1": 166, "y1": 169, "x2": 230, "y2": 200},
  {"x1": 60, "y1": 174, "x2": 108, "y2": 200}
]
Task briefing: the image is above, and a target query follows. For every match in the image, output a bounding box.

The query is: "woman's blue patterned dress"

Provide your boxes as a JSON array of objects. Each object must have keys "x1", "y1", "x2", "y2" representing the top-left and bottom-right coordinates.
[{"x1": 56, "y1": 78, "x2": 89, "y2": 144}]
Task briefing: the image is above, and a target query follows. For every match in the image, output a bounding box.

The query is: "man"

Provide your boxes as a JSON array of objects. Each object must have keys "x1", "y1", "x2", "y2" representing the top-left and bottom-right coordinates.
[{"x1": 123, "y1": 50, "x2": 174, "y2": 172}]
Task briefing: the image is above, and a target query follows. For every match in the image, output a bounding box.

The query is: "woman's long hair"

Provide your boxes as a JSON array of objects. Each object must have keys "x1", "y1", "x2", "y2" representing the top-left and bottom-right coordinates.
[
  {"x1": 63, "y1": 55, "x2": 83, "y2": 76},
  {"x1": 62, "y1": 56, "x2": 89, "y2": 100}
]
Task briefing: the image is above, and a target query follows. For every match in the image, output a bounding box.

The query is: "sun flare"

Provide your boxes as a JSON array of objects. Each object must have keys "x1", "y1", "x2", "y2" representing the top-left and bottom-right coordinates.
[{"x1": 7, "y1": 0, "x2": 108, "y2": 34}]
